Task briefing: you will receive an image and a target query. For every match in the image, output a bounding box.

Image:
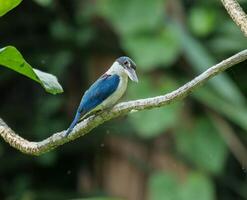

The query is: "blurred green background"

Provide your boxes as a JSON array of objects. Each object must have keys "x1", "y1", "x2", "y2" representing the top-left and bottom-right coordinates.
[{"x1": 0, "y1": 0, "x2": 247, "y2": 200}]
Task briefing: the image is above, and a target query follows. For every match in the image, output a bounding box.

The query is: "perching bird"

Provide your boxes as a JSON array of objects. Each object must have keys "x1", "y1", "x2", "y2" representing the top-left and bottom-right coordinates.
[{"x1": 65, "y1": 56, "x2": 138, "y2": 136}]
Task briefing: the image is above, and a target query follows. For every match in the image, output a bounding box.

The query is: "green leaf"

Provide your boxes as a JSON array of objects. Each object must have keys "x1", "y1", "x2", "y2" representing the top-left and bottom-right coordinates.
[
  {"x1": 122, "y1": 28, "x2": 180, "y2": 70},
  {"x1": 127, "y1": 75, "x2": 182, "y2": 138},
  {"x1": 0, "y1": 46, "x2": 63, "y2": 94},
  {"x1": 179, "y1": 173, "x2": 215, "y2": 200},
  {"x1": 148, "y1": 172, "x2": 216, "y2": 200},
  {"x1": 175, "y1": 117, "x2": 227, "y2": 174},
  {"x1": 0, "y1": 0, "x2": 22, "y2": 17},
  {"x1": 188, "y1": 7, "x2": 216, "y2": 37},
  {"x1": 130, "y1": 106, "x2": 180, "y2": 138},
  {"x1": 148, "y1": 172, "x2": 178, "y2": 200},
  {"x1": 98, "y1": 0, "x2": 164, "y2": 35}
]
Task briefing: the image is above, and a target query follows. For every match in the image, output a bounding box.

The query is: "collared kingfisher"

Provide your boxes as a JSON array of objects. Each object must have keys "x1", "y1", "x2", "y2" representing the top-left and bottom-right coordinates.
[{"x1": 65, "y1": 56, "x2": 138, "y2": 136}]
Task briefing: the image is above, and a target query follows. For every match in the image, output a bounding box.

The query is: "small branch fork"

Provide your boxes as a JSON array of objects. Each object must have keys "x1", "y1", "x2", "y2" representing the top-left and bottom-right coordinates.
[{"x1": 1, "y1": 49, "x2": 247, "y2": 155}]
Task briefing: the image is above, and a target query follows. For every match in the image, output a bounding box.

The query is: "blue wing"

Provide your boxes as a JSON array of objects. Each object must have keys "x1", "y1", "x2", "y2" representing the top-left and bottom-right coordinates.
[{"x1": 65, "y1": 74, "x2": 120, "y2": 136}]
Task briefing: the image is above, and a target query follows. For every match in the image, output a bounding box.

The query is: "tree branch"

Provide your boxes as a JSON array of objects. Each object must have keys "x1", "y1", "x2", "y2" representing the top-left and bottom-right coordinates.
[
  {"x1": 1, "y1": 49, "x2": 247, "y2": 156},
  {"x1": 221, "y1": 0, "x2": 247, "y2": 37}
]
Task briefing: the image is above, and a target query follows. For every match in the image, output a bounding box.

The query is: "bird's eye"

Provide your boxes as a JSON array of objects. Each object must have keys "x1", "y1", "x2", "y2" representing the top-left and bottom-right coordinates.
[{"x1": 124, "y1": 61, "x2": 129, "y2": 67}]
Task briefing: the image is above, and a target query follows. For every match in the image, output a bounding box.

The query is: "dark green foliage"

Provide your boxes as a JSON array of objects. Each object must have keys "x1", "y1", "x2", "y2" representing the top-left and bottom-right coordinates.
[{"x1": 0, "y1": 0, "x2": 247, "y2": 200}]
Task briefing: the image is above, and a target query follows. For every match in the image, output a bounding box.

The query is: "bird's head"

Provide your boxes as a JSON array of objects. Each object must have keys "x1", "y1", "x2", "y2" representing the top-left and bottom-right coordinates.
[{"x1": 115, "y1": 56, "x2": 138, "y2": 82}]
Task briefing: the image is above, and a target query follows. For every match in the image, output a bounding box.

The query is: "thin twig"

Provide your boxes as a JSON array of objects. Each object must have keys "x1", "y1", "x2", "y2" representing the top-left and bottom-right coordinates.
[
  {"x1": 1, "y1": 49, "x2": 247, "y2": 155},
  {"x1": 221, "y1": 0, "x2": 247, "y2": 37}
]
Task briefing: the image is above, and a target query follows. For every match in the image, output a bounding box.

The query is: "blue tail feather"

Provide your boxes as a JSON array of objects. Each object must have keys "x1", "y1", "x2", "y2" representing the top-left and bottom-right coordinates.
[{"x1": 65, "y1": 112, "x2": 82, "y2": 136}]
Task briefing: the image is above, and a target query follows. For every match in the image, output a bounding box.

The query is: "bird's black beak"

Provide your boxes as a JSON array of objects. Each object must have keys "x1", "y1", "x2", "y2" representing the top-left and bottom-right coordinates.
[{"x1": 125, "y1": 67, "x2": 138, "y2": 83}]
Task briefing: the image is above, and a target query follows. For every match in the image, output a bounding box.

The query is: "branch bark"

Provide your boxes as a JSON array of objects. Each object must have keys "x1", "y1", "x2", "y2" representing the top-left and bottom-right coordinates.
[
  {"x1": 1, "y1": 49, "x2": 247, "y2": 156},
  {"x1": 221, "y1": 0, "x2": 247, "y2": 37}
]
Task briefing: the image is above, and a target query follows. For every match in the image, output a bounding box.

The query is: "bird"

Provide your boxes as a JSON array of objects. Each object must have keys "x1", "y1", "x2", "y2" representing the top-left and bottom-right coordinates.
[{"x1": 65, "y1": 56, "x2": 138, "y2": 136}]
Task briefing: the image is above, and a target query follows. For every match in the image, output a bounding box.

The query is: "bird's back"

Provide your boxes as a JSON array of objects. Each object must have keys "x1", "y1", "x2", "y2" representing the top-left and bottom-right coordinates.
[{"x1": 79, "y1": 74, "x2": 122, "y2": 114}]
